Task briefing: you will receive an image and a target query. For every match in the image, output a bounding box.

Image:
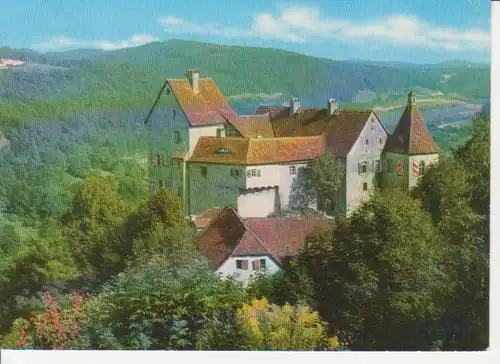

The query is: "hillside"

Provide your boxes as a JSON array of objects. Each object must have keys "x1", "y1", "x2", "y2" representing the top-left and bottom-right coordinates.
[{"x1": 0, "y1": 40, "x2": 490, "y2": 128}]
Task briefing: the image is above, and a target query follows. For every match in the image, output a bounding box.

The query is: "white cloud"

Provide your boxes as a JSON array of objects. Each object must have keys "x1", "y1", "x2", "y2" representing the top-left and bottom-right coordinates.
[
  {"x1": 157, "y1": 5, "x2": 490, "y2": 52},
  {"x1": 342, "y1": 15, "x2": 490, "y2": 51},
  {"x1": 157, "y1": 16, "x2": 252, "y2": 38},
  {"x1": 33, "y1": 34, "x2": 159, "y2": 51}
]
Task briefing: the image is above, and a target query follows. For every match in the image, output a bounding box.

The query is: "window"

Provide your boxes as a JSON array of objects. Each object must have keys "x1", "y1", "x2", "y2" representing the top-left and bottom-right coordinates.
[
  {"x1": 358, "y1": 161, "x2": 368, "y2": 174},
  {"x1": 236, "y1": 260, "x2": 248, "y2": 270},
  {"x1": 379, "y1": 138, "x2": 383, "y2": 144},
  {"x1": 363, "y1": 182, "x2": 368, "y2": 191},
  {"x1": 260, "y1": 259, "x2": 266, "y2": 270},
  {"x1": 216, "y1": 128, "x2": 224, "y2": 138},
  {"x1": 289, "y1": 165, "x2": 297, "y2": 175},
  {"x1": 419, "y1": 161, "x2": 426, "y2": 175},
  {"x1": 230, "y1": 168, "x2": 240, "y2": 178},
  {"x1": 252, "y1": 260, "x2": 260, "y2": 271},
  {"x1": 371, "y1": 117, "x2": 375, "y2": 123},
  {"x1": 216, "y1": 148, "x2": 231, "y2": 154},
  {"x1": 374, "y1": 160, "x2": 381, "y2": 173},
  {"x1": 172, "y1": 109, "x2": 176, "y2": 120},
  {"x1": 200, "y1": 166, "x2": 207, "y2": 177},
  {"x1": 247, "y1": 168, "x2": 261, "y2": 178},
  {"x1": 174, "y1": 131, "x2": 181, "y2": 144},
  {"x1": 365, "y1": 139, "x2": 369, "y2": 145}
]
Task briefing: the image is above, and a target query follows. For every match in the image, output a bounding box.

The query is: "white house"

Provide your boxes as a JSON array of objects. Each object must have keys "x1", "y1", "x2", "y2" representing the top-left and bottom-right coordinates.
[
  {"x1": 265, "y1": 92, "x2": 438, "y2": 216},
  {"x1": 198, "y1": 206, "x2": 333, "y2": 283},
  {"x1": 186, "y1": 134, "x2": 326, "y2": 218}
]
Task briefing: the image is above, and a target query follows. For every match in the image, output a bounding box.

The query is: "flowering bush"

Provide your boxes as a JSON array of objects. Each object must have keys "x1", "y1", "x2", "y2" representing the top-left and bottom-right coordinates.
[
  {"x1": 235, "y1": 297, "x2": 340, "y2": 351},
  {"x1": 16, "y1": 291, "x2": 89, "y2": 350}
]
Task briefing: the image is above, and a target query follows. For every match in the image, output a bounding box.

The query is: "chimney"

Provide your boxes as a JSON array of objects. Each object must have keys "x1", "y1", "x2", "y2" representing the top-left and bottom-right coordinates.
[
  {"x1": 327, "y1": 98, "x2": 338, "y2": 115},
  {"x1": 408, "y1": 90, "x2": 416, "y2": 107},
  {"x1": 185, "y1": 69, "x2": 200, "y2": 94},
  {"x1": 290, "y1": 97, "x2": 300, "y2": 115}
]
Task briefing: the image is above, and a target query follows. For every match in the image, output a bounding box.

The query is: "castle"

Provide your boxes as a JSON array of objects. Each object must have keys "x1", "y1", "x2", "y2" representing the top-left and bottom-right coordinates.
[
  {"x1": 144, "y1": 69, "x2": 440, "y2": 281},
  {"x1": 145, "y1": 69, "x2": 439, "y2": 221}
]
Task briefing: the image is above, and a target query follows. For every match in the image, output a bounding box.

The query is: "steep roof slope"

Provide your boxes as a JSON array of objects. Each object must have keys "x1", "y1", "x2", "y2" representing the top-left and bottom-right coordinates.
[
  {"x1": 225, "y1": 114, "x2": 275, "y2": 138},
  {"x1": 198, "y1": 207, "x2": 247, "y2": 269},
  {"x1": 194, "y1": 207, "x2": 225, "y2": 230},
  {"x1": 384, "y1": 91, "x2": 440, "y2": 155},
  {"x1": 271, "y1": 108, "x2": 375, "y2": 157},
  {"x1": 167, "y1": 78, "x2": 238, "y2": 126},
  {"x1": 144, "y1": 74, "x2": 238, "y2": 126},
  {"x1": 188, "y1": 135, "x2": 326, "y2": 165}
]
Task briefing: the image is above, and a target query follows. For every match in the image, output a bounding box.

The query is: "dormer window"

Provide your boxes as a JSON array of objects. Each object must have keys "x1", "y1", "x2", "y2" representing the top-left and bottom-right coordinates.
[{"x1": 216, "y1": 147, "x2": 231, "y2": 154}]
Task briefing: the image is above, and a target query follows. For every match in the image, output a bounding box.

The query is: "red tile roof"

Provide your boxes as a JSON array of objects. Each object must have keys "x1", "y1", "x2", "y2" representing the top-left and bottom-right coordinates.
[
  {"x1": 194, "y1": 207, "x2": 225, "y2": 230},
  {"x1": 271, "y1": 108, "x2": 375, "y2": 157},
  {"x1": 147, "y1": 77, "x2": 238, "y2": 127},
  {"x1": 242, "y1": 218, "x2": 332, "y2": 261},
  {"x1": 188, "y1": 135, "x2": 326, "y2": 165},
  {"x1": 198, "y1": 207, "x2": 247, "y2": 269},
  {"x1": 256, "y1": 105, "x2": 290, "y2": 119},
  {"x1": 225, "y1": 114, "x2": 275, "y2": 138},
  {"x1": 198, "y1": 207, "x2": 333, "y2": 269},
  {"x1": 384, "y1": 100, "x2": 440, "y2": 155}
]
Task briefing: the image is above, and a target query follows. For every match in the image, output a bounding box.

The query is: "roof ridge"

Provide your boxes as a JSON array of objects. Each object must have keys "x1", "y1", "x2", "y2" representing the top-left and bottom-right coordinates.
[
  {"x1": 249, "y1": 134, "x2": 324, "y2": 141},
  {"x1": 408, "y1": 104, "x2": 415, "y2": 153},
  {"x1": 166, "y1": 77, "x2": 213, "y2": 82}
]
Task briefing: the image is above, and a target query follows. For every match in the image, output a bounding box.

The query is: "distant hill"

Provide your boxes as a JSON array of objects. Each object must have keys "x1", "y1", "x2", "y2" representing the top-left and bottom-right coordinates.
[{"x1": 0, "y1": 39, "x2": 491, "y2": 129}]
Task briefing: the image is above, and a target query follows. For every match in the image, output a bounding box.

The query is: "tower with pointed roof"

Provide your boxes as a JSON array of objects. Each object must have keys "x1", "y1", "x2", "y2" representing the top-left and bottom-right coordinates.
[{"x1": 381, "y1": 91, "x2": 440, "y2": 190}]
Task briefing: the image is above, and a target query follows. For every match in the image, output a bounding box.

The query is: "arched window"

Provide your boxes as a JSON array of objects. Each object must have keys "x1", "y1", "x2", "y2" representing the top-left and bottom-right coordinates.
[{"x1": 419, "y1": 161, "x2": 426, "y2": 175}]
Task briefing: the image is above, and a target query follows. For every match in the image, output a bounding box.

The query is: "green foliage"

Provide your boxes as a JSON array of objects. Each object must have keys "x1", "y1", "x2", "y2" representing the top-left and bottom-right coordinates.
[
  {"x1": 246, "y1": 258, "x2": 315, "y2": 307},
  {"x1": 75, "y1": 257, "x2": 249, "y2": 350},
  {"x1": 122, "y1": 188, "x2": 196, "y2": 265},
  {"x1": 0, "y1": 231, "x2": 78, "y2": 336},
  {"x1": 289, "y1": 152, "x2": 345, "y2": 213},
  {"x1": 412, "y1": 115, "x2": 489, "y2": 350},
  {"x1": 299, "y1": 189, "x2": 447, "y2": 350},
  {"x1": 61, "y1": 175, "x2": 126, "y2": 282},
  {"x1": 310, "y1": 152, "x2": 345, "y2": 200},
  {"x1": 235, "y1": 297, "x2": 340, "y2": 351}
]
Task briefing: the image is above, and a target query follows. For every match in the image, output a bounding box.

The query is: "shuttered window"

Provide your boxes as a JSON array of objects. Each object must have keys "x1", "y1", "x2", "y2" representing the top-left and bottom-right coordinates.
[
  {"x1": 236, "y1": 260, "x2": 248, "y2": 270},
  {"x1": 252, "y1": 260, "x2": 260, "y2": 271}
]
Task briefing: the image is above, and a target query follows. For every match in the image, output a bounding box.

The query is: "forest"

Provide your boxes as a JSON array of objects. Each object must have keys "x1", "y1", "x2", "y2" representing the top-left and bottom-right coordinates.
[
  {"x1": 0, "y1": 40, "x2": 490, "y2": 350},
  {"x1": 0, "y1": 106, "x2": 489, "y2": 350}
]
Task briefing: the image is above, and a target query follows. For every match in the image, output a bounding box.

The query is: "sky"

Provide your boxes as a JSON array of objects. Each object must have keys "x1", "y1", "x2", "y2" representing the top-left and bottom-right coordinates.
[{"x1": 0, "y1": 0, "x2": 491, "y2": 63}]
